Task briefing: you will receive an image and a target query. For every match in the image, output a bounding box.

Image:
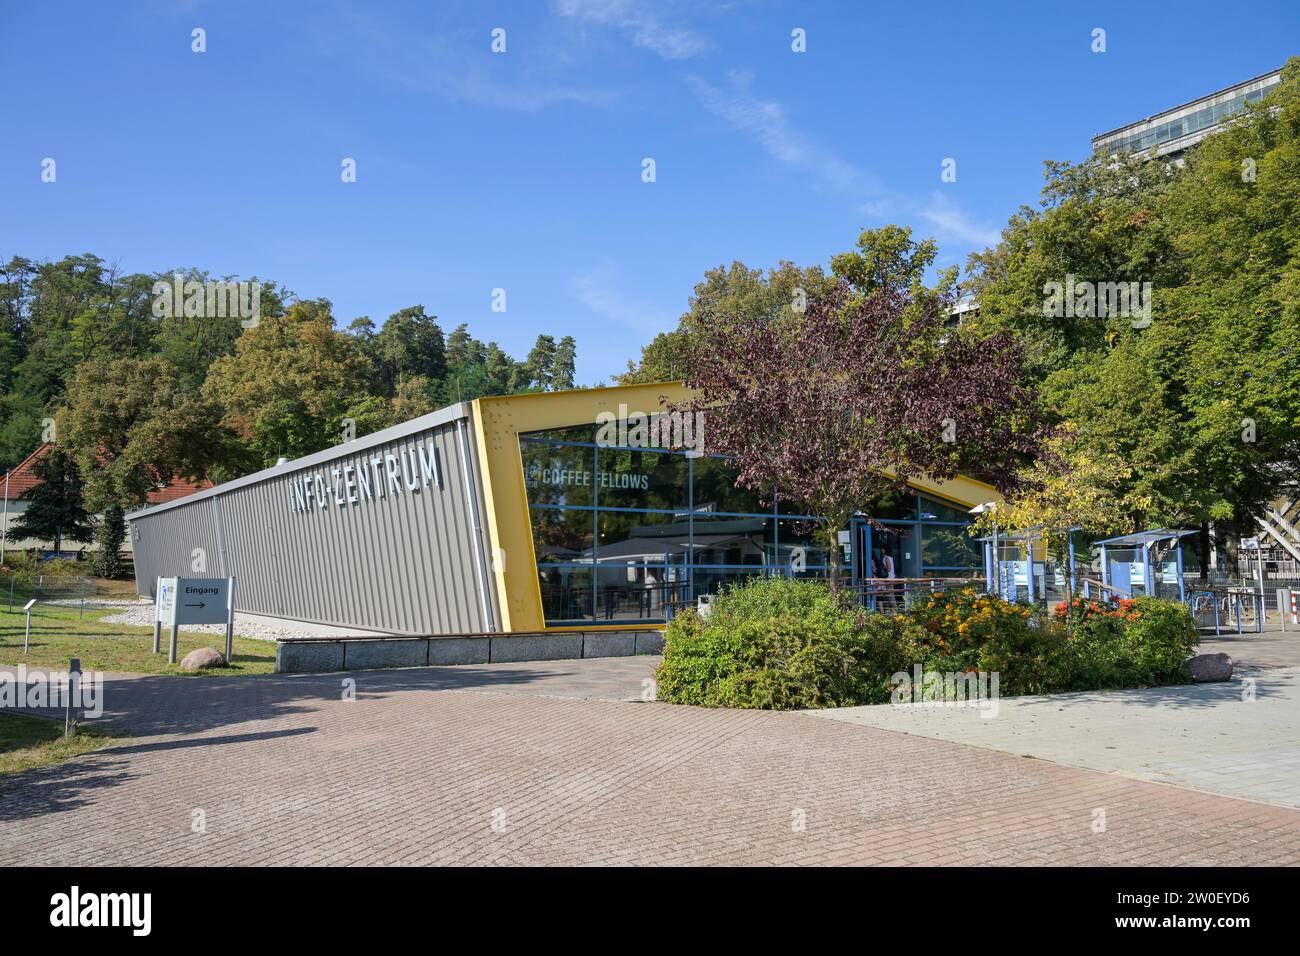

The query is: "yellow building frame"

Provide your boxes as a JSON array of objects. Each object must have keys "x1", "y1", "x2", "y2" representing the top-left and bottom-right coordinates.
[{"x1": 471, "y1": 382, "x2": 1003, "y2": 633}]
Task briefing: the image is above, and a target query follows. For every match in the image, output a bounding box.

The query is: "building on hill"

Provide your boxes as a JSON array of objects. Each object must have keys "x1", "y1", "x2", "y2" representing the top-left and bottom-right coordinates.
[{"x1": 1092, "y1": 68, "x2": 1282, "y2": 160}]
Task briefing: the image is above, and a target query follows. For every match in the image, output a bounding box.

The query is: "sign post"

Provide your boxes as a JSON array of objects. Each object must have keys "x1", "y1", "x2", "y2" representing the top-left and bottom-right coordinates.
[
  {"x1": 153, "y1": 576, "x2": 234, "y2": 665},
  {"x1": 152, "y1": 576, "x2": 164, "y2": 654},
  {"x1": 224, "y1": 577, "x2": 237, "y2": 664},
  {"x1": 23, "y1": 598, "x2": 36, "y2": 653}
]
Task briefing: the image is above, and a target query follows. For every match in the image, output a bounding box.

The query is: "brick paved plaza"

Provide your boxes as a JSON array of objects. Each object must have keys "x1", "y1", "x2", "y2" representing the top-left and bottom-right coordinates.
[{"x1": 2, "y1": 658, "x2": 1300, "y2": 866}]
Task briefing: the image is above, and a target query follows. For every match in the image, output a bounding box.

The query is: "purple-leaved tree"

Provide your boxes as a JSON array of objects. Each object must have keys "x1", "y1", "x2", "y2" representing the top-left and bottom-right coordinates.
[{"x1": 670, "y1": 282, "x2": 1040, "y2": 590}]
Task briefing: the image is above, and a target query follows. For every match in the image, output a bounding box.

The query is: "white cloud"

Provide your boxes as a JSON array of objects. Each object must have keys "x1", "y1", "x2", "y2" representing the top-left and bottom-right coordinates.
[
  {"x1": 334, "y1": 8, "x2": 620, "y2": 111},
  {"x1": 573, "y1": 263, "x2": 672, "y2": 333},
  {"x1": 553, "y1": 0, "x2": 709, "y2": 60},
  {"x1": 686, "y1": 71, "x2": 877, "y2": 194},
  {"x1": 917, "y1": 192, "x2": 1001, "y2": 250}
]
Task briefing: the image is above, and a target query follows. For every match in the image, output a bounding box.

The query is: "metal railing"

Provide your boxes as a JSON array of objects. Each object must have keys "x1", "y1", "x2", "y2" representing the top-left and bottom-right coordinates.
[
  {"x1": 846, "y1": 576, "x2": 983, "y2": 613},
  {"x1": 1186, "y1": 588, "x2": 1264, "y2": 635},
  {"x1": 661, "y1": 575, "x2": 985, "y2": 621}
]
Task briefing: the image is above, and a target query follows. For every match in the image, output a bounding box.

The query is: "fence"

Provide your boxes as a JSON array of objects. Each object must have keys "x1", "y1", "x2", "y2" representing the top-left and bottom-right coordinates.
[
  {"x1": 1186, "y1": 588, "x2": 1265, "y2": 635},
  {"x1": 1, "y1": 573, "x2": 130, "y2": 617},
  {"x1": 663, "y1": 575, "x2": 984, "y2": 622}
]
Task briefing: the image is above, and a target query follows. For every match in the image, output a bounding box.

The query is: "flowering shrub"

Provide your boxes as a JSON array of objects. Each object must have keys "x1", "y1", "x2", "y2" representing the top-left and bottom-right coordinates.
[
  {"x1": 1068, "y1": 596, "x2": 1197, "y2": 687},
  {"x1": 1054, "y1": 596, "x2": 1140, "y2": 621},
  {"x1": 656, "y1": 579, "x2": 1199, "y2": 711},
  {"x1": 904, "y1": 588, "x2": 1073, "y2": 695}
]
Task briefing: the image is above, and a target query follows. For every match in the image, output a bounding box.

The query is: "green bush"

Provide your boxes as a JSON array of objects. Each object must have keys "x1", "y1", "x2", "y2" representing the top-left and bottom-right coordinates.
[
  {"x1": 0, "y1": 552, "x2": 84, "y2": 590},
  {"x1": 1070, "y1": 597, "x2": 1197, "y2": 688},
  {"x1": 655, "y1": 577, "x2": 924, "y2": 709},
  {"x1": 655, "y1": 579, "x2": 1200, "y2": 710}
]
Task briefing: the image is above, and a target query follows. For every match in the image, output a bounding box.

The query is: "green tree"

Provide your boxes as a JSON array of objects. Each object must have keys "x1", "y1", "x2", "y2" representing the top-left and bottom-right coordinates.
[
  {"x1": 91, "y1": 503, "x2": 127, "y2": 579},
  {"x1": 522, "y1": 334, "x2": 557, "y2": 390},
  {"x1": 63, "y1": 356, "x2": 232, "y2": 508},
  {"x1": 619, "y1": 260, "x2": 832, "y2": 384},
  {"x1": 964, "y1": 57, "x2": 1300, "y2": 559},
  {"x1": 8, "y1": 446, "x2": 94, "y2": 551},
  {"x1": 484, "y1": 343, "x2": 517, "y2": 394},
  {"x1": 203, "y1": 301, "x2": 376, "y2": 465},
  {"x1": 552, "y1": 335, "x2": 577, "y2": 389},
  {"x1": 831, "y1": 224, "x2": 957, "y2": 306},
  {"x1": 374, "y1": 306, "x2": 447, "y2": 397},
  {"x1": 154, "y1": 273, "x2": 288, "y2": 392}
]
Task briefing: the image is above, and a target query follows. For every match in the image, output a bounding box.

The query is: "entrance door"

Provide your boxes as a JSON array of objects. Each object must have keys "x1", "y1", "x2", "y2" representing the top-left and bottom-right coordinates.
[{"x1": 852, "y1": 518, "x2": 873, "y2": 606}]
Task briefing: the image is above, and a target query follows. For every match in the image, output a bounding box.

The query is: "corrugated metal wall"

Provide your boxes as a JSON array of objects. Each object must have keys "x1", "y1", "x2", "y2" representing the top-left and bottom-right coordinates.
[{"x1": 128, "y1": 409, "x2": 498, "y2": 635}]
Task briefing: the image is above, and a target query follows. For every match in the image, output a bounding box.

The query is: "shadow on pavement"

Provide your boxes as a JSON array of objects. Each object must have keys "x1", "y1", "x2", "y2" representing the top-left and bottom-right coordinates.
[
  {"x1": 0, "y1": 754, "x2": 135, "y2": 823},
  {"x1": 1042, "y1": 670, "x2": 1291, "y2": 710}
]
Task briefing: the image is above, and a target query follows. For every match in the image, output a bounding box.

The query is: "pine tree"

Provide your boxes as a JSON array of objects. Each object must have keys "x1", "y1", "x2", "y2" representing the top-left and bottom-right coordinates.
[
  {"x1": 552, "y1": 336, "x2": 577, "y2": 389},
  {"x1": 91, "y1": 503, "x2": 127, "y2": 578},
  {"x1": 523, "y1": 334, "x2": 557, "y2": 390},
  {"x1": 9, "y1": 446, "x2": 95, "y2": 552}
]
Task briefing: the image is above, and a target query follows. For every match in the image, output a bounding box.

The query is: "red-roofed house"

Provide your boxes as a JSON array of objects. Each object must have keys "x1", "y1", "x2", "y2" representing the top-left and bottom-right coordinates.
[{"x1": 1, "y1": 444, "x2": 212, "y2": 556}]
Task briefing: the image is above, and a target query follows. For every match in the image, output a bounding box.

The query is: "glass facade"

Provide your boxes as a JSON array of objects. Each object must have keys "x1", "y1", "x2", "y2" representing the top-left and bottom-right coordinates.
[
  {"x1": 1099, "y1": 80, "x2": 1278, "y2": 155},
  {"x1": 522, "y1": 424, "x2": 983, "y2": 625}
]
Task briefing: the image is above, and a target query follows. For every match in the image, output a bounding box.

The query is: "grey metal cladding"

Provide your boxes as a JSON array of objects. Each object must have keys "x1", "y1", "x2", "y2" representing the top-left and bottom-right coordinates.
[
  {"x1": 130, "y1": 499, "x2": 224, "y2": 599},
  {"x1": 128, "y1": 414, "x2": 492, "y2": 635}
]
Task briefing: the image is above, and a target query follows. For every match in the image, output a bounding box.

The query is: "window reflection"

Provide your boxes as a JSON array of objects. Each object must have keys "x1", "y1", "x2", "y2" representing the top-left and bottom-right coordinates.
[{"x1": 522, "y1": 424, "x2": 978, "y2": 623}]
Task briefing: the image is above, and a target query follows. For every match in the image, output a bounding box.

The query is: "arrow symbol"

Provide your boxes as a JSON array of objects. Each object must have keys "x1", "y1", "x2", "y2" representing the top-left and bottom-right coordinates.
[{"x1": 185, "y1": 602, "x2": 206, "y2": 609}]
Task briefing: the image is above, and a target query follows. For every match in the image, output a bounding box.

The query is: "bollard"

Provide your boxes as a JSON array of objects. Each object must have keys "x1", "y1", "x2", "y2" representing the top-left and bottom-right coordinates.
[{"x1": 65, "y1": 658, "x2": 81, "y2": 737}]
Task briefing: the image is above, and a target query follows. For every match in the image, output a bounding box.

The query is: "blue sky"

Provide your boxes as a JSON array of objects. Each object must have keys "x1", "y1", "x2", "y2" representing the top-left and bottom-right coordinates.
[{"x1": 1, "y1": 1, "x2": 1295, "y2": 383}]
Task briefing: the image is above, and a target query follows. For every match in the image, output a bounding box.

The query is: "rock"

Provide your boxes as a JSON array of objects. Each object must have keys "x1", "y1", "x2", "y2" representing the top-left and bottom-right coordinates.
[
  {"x1": 1187, "y1": 652, "x2": 1233, "y2": 682},
  {"x1": 179, "y1": 647, "x2": 227, "y2": 671}
]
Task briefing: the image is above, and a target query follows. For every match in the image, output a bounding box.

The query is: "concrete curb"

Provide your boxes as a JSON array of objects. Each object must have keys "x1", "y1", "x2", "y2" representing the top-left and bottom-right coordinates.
[{"x1": 275, "y1": 630, "x2": 663, "y2": 673}]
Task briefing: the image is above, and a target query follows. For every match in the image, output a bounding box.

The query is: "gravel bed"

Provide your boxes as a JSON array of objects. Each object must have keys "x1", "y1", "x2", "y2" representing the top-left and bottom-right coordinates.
[{"x1": 46, "y1": 597, "x2": 291, "y2": 641}]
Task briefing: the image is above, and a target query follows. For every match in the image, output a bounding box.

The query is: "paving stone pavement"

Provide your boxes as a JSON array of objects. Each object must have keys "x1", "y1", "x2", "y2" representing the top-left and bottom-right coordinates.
[{"x1": 2, "y1": 660, "x2": 1300, "y2": 865}]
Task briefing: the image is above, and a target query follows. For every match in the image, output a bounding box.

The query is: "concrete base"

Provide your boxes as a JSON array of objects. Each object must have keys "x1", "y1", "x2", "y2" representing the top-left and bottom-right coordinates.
[
  {"x1": 634, "y1": 632, "x2": 665, "y2": 655},
  {"x1": 490, "y1": 634, "x2": 584, "y2": 663},
  {"x1": 428, "y1": 637, "x2": 491, "y2": 665},
  {"x1": 276, "y1": 641, "x2": 346, "y2": 673},
  {"x1": 275, "y1": 630, "x2": 662, "y2": 673},
  {"x1": 343, "y1": 640, "x2": 428, "y2": 670}
]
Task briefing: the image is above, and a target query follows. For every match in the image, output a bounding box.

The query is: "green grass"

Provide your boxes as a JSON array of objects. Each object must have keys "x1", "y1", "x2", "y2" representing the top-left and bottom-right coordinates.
[
  {"x1": 0, "y1": 711, "x2": 122, "y2": 775},
  {"x1": 0, "y1": 603, "x2": 277, "y2": 676}
]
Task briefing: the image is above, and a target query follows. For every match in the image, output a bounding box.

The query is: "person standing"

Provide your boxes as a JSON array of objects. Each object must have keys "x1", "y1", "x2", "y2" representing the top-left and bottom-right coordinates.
[{"x1": 881, "y1": 546, "x2": 897, "y2": 612}]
